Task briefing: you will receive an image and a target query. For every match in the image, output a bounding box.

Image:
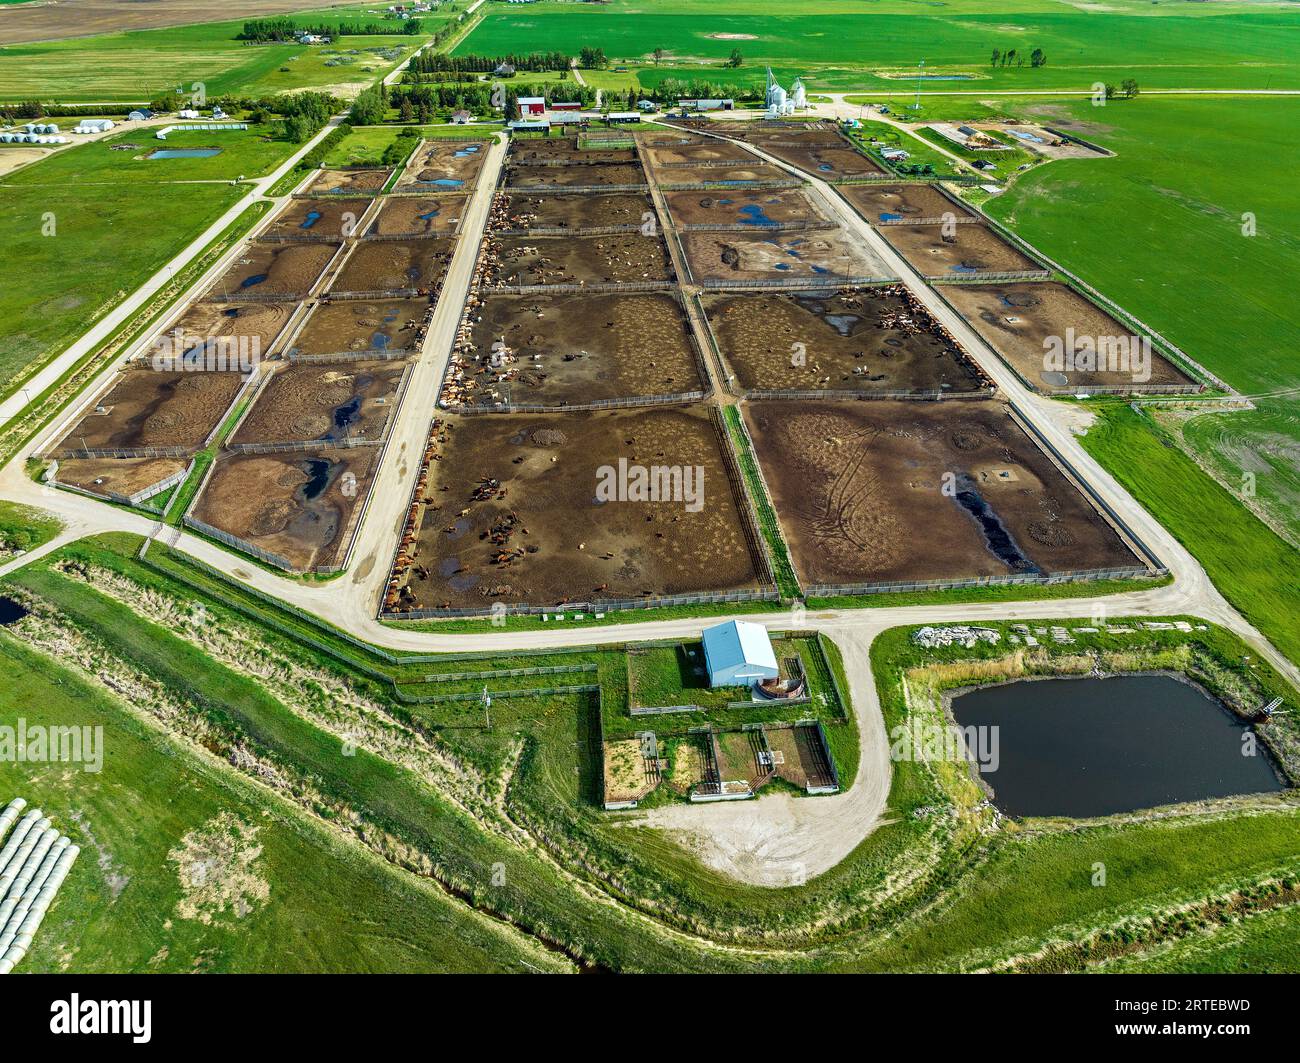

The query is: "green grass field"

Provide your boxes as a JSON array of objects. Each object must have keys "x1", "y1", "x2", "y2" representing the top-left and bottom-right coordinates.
[
  {"x1": 0, "y1": 125, "x2": 300, "y2": 396},
  {"x1": 457, "y1": 0, "x2": 1300, "y2": 91}
]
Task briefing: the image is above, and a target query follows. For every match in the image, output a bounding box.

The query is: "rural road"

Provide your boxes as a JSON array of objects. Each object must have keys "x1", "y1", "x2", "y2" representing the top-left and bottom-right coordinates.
[
  {"x1": 0, "y1": 116, "x2": 345, "y2": 421},
  {"x1": 1, "y1": 113, "x2": 1295, "y2": 886}
]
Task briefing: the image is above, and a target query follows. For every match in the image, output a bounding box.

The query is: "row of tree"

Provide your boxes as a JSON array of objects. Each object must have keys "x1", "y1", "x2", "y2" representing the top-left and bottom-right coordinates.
[
  {"x1": 237, "y1": 17, "x2": 421, "y2": 42},
  {"x1": 990, "y1": 47, "x2": 1047, "y2": 68},
  {"x1": 408, "y1": 51, "x2": 571, "y2": 76}
]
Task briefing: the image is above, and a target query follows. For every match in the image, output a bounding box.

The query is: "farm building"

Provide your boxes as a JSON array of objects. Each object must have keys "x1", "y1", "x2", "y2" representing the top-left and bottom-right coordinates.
[
  {"x1": 517, "y1": 97, "x2": 546, "y2": 118},
  {"x1": 677, "y1": 98, "x2": 734, "y2": 111},
  {"x1": 127, "y1": 109, "x2": 153, "y2": 121},
  {"x1": 701, "y1": 621, "x2": 779, "y2": 689},
  {"x1": 73, "y1": 119, "x2": 115, "y2": 134}
]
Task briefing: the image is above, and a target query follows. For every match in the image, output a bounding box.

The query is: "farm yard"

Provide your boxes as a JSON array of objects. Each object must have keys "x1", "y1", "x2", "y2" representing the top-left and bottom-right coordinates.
[
  {"x1": 485, "y1": 233, "x2": 672, "y2": 287},
  {"x1": 702, "y1": 286, "x2": 988, "y2": 396},
  {"x1": 49, "y1": 455, "x2": 189, "y2": 502},
  {"x1": 496, "y1": 190, "x2": 653, "y2": 231},
  {"x1": 939, "y1": 282, "x2": 1196, "y2": 394},
  {"x1": 450, "y1": 291, "x2": 705, "y2": 408},
  {"x1": 681, "y1": 229, "x2": 887, "y2": 283},
  {"x1": 307, "y1": 167, "x2": 392, "y2": 196},
  {"x1": 288, "y1": 296, "x2": 430, "y2": 357},
  {"x1": 209, "y1": 241, "x2": 340, "y2": 300},
  {"x1": 162, "y1": 300, "x2": 298, "y2": 360},
  {"x1": 229, "y1": 361, "x2": 406, "y2": 446},
  {"x1": 742, "y1": 398, "x2": 1142, "y2": 589},
  {"x1": 389, "y1": 406, "x2": 768, "y2": 613},
  {"x1": 264, "y1": 198, "x2": 372, "y2": 241},
  {"x1": 190, "y1": 447, "x2": 379, "y2": 570},
  {"x1": 664, "y1": 188, "x2": 830, "y2": 230},
  {"x1": 840, "y1": 183, "x2": 980, "y2": 225},
  {"x1": 878, "y1": 221, "x2": 1041, "y2": 278},
  {"x1": 399, "y1": 140, "x2": 487, "y2": 190},
  {"x1": 506, "y1": 161, "x2": 646, "y2": 189},
  {"x1": 369, "y1": 195, "x2": 468, "y2": 236},
  {"x1": 655, "y1": 160, "x2": 788, "y2": 186},
  {"x1": 328, "y1": 237, "x2": 454, "y2": 294}
]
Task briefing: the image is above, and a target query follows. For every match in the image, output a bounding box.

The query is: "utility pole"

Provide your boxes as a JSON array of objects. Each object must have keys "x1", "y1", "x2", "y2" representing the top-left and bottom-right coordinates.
[{"x1": 913, "y1": 58, "x2": 925, "y2": 113}]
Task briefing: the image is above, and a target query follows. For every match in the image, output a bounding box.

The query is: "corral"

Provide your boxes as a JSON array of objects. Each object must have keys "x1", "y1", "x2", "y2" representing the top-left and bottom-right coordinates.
[
  {"x1": 449, "y1": 291, "x2": 704, "y2": 408},
  {"x1": 392, "y1": 405, "x2": 766, "y2": 612},
  {"x1": 665, "y1": 188, "x2": 829, "y2": 230},
  {"x1": 486, "y1": 233, "x2": 672, "y2": 287},
  {"x1": 56, "y1": 370, "x2": 244, "y2": 454},
  {"x1": 511, "y1": 144, "x2": 637, "y2": 166},
  {"x1": 208, "y1": 242, "x2": 338, "y2": 299},
  {"x1": 231, "y1": 362, "x2": 406, "y2": 446},
  {"x1": 53, "y1": 455, "x2": 188, "y2": 503},
  {"x1": 839, "y1": 183, "x2": 980, "y2": 225},
  {"x1": 497, "y1": 190, "x2": 653, "y2": 231},
  {"x1": 658, "y1": 161, "x2": 789, "y2": 186},
  {"x1": 680, "y1": 230, "x2": 889, "y2": 284},
  {"x1": 190, "y1": 447, "x2": 378, "y2": 571},
  {"x1": 368, "y1": 195, "x2": 468, "y2": 237},
  {"x1": 506, "y1": 162, "x2": 645, "y2": 188},
  {"x1": 288, "y1": 298, "x2": 429, "y2": 358},
  {"x1": 160, "y1": 300, "x2": 296, "y2": 359},
  {"x1": 878, "y1": 222, "x2": 1041, "y2": 277},
  {"x1": 701, "y1": 287, "x2": 988, "y2": 395},
  {"x1": 329, "y1": 238, "x2": 454, "y2": 294},
  {"x1": 743, "y1": 399, "x2": 1140, "y2": 588},
  {"x1": 938, "y1": 282, "x2": 1196, "y2": 392},
  {"x1": 399, "y1": 140, "x2": 486, "y2": 190},
  {"x1": 306, "y1": 168, "x2": 392, "y2": 196},
  {"x1": 758, "y1": 143, "x2": 886, "y2": 179},
  {"x1": 643, "y1": 139, "x2": 757, "y2": 168},
  {"x1": 262, "y1": 198, "x2": 372, "y2": 241}
]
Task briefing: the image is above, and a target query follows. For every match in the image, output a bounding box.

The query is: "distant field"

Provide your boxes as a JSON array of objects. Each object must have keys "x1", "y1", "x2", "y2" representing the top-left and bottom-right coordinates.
[
  {"x1": 0, "y1": 126, "x2": 298, "y2": 393},
  {"x1": 457, "y1": 0, "x2": 1300, "y2": 91},
  {"x1": 0, "y1": 19, "x2": 433, "y2": 102}
]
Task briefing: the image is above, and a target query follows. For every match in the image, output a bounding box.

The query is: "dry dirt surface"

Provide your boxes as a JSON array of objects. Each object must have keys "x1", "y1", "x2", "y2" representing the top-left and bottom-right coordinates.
[
  {"x1": 642, "y1": 139, "x2": 757, "y2": 169},
  {"x1": 702, "y1": 286, "x2": 988, "y2": 395},
  {"x1": 877, "y1": 222, "x2": 1041, "y2": 277},
  {"x1": 743, "y1": 398, "x2": 1139, "y2": 587},
  {"x1": 681, "y1": 229, "x2": 889, "y2": 283},
  {"x1": 369, "y1": 195, "x2": 467, "y2": 236},
  {"x1": 506, "y1": 162, "x2": 645, "y2": 188},
  {"x1": 938, "y1": 282, "x2": 1196, "y2": 392},
  {"x1": 760, "y1": 142, "x2": 886, "y2": 179},
  {"x1": 395, "y1": 406, "x2": 765, "y2": 611},
  {"x1": 0, "y1": 147, "x2": 50, "y2": 177},
  {"x1": 487, "y1": 233, "x2": 672, "y2": 286},
  {"x1": 497, "y1": 190, "x2": 652, "y2": 230},
  {"x1": 664, "y1": 187, "x2": 830, "y2": 229},
  {"x1": 739, "y1": 125, "x2": 845, "y2": 146},
  {"x1": 262, "y1": 198, "x2": 372, "y2": 240},
  {"x1": 1, "y1": 0, "x2": 365, "y2": 44},
  {"x1": 839, "y1": 183, "x2": 980, "y2": 224},
  {"x1": 457, "y1": 291, "x2": 704, "y2": 407},
  {"x1": 192, "y1": 448, "x2": 378, "y2": 571},
  {"x1": 162, "y1": 301, "x2": 297, "y2": 359},
  {"x1": 289, "y1": 297, "x2": 429, "y2": 357},
  {"x1": 511, "y1": 143, "x2": 637, "y2": 166},
  {"x1": 306, "y1": 168, "x2": 391, "y2": 196},
  {"x1": 54, "y1": 456, "x2": 188, "y2": 498},
  {"x1": 398, "y1": 141, "x2": 486, "y2": 189},
  {"x1": 658, "y1": 161, "x2": 790, "y2": 186},
  {"x1": 210, "y1": 242, "x2": 338, "y2": 299},
  {"x1": 329, "y1": 237, "x2": 453, "y2": 293},
  {"x1": 231, "y1": 361, "x2": 405, "y2": 445},
  {"x1": 58, "y1": 370, "x2": 245, "y2": 453}
]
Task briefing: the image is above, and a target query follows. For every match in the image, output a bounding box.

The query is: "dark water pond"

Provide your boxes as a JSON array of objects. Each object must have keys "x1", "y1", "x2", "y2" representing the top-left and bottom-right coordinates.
[
  {"x1": 951, "y1": 674, "x2": 1284, "y2": 818},
  {"x1": 0, "y1": 596, "x2": 29, "y2": 625}
]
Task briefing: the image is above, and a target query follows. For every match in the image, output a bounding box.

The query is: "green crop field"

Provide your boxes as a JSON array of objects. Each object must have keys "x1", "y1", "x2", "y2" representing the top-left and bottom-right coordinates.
[
  {"x1": 0, "y1": 125, "x2": 298, "y2": 395},
  {"x1": 0, "y1": 19, "x2": 434, "y2": 103},
  {"x1": 457, "y1": 0, "x2": 1300, "y2": 92}
]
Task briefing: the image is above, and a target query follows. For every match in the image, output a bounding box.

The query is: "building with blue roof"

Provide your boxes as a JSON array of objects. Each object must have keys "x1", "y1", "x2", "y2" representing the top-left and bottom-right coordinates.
[{"x1": 700, "y1": 620, "x2": 779, "y2": 689}]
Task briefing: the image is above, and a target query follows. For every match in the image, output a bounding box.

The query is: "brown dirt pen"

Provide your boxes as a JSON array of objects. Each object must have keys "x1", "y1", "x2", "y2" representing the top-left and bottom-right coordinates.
[
  {"x1": 938, "y1": 282, "x2": 1196, "y2": 392},
  {"x1": 57, "y1": 370, "x2": 244, "y2": 453},
  {"x1": 329, "y1": 237, "x2": 454, "y2": 293},
  {"x1": 878, "y1": 222, "x2": 1040, "y2": 277},
  {"x1": 658, "y1": 161, "x2": 789, "y2": 185},
  {"x1": 398, "y1": 141, "x2": 486, "y2": 189},
  {"x1": 486, "y1": 233, "x2": 672, "y2": 286},
  {"x1": 289, "y1": 297, "x2": 429, "y2": 357},
  {"x1": 681, "y1": 229, "x2": 888, "y2": 283},
  {"x1": 262, "y1": 198, "x2": 372, "y2": 240},
  {"x1": 306, "y1": 168, "x2": 392, "y2": 196},
  {"x1": 55, "y1": 456, "x2": 188, "y2": 500},
  {"x1": 701, "y1": 286, "x2": 988, "y2": 395},
  {"x1": 603, "y1": 740, "x2": 658, "y2": 805},
  {"x1": 162, "y1": 301, "x2": 297, "y2": 358},
  {"x1": 192, "y1": 448, "x2": 378, "y2": 571},
  {"x1": 506, "y1": 162, "x2": 645, "y2": 188},
  {"x1": 511, "y1": 142, "x2": 637, "y2": 165},
  {"x1": 369, "y1": 195, "x2": 468, "y2": 236},
  {"x1": 394, "y1": 406, "x2": 766, "y2": 611},
  {"x1": 643, "y1": 139, "x2": 757, "y2": 169},
  {"x1": 209, "y1": 242, "x2": 338, "y2": 299},
  {"x1": 757, "y1": 143, "x2": 886, "y2": 179},
  {"x1": 230, "y1": 361, "x2": 406, "y2": 446},
  {"x1": 839, "y1": 183, "x2": 980, "y2": 224},
  {"x1": 664, "y1": 187, "x2": 829, "y2": 229},
  {"x1": 455, "y1": 291, "x2": 704, "y2": 407},
  {"x1": 497, "y1": 191, "x2": 653, "y2": 230},
  {"x1": 743, "y1": 398, "x2": 1139, "y2": 587}
]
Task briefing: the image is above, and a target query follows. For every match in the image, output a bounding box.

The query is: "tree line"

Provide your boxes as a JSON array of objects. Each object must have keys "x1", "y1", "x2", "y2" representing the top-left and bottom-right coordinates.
[
  {"x1": 237, "y1": 17, "x2": 421, "y2": 42},
  {"x1": 990, "y1": 47, "x2": 1047, "y2": 68},
  {"x1": 407, "y1": 51, "x2": 572, "y2": 76}
]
